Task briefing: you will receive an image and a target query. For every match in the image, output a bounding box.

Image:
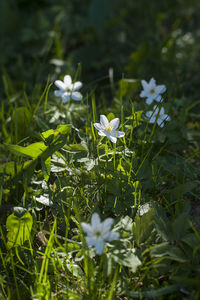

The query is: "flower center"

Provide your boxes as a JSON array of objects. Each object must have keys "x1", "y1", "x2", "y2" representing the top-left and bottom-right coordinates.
[
  {"x1": 95, "y1": 231, "x2": 101, "y2": 237},
  {"x1": 150, "y1": 88, "x2": 155, "y2": 94},
  {"x1": 105, "y1": 124, "x2": 113, "y2": 132}
]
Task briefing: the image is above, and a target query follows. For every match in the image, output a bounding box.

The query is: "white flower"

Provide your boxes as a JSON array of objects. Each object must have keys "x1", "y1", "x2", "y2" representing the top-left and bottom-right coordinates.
[
  {"x1": 81, "y1": 213, "x2": 119, "y2": 255},
  {"x1": 146, "y1": 106, "x2": 170, "y2": 128},
  {"x1": 54, "y1": 75, "x2": 83, "y2": 103},
  {"x1": 140, "y1": 78, "x2": 166, "y2": 105},
  {"x1": 93, "y1": 115, "x2": 125, "y2": 143}
]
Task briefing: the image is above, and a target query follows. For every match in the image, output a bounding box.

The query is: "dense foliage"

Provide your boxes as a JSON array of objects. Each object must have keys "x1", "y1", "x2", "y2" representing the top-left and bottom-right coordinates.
[{"x1": 0, "y1": 0, "x2": 200, "y2": 299}]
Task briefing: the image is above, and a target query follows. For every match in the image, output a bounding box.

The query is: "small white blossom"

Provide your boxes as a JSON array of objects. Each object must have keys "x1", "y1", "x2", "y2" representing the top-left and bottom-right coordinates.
[
  {"x1": 140, "y1": 78, "x2": 166, "y2": 105},
  {"x1": 81, "y1": 213, "x2": 119, "y2": 255},
  {"x1": 146, "y1": 106, "x2": 170, "y2": 128},
  {"x1": 54, "y1": 75, "x2": 83, "y2": 103},
  {"x1": 93, "y1": 115, "x2": 125, "y2": 143}
]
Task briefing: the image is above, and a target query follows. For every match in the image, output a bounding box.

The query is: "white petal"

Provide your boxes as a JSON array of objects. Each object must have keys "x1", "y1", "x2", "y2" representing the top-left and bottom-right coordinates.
[
  {"x1": 81, "y1": 223, "x2": 93, "y2": 235},
  {"x1": 73, "y1": 81, "x2": 82, "y2": 91},
  {"x1": 140, "y1": 90, "x2": 147, "y2": 98},
  {"x1": 107, "y1": 231, "x2": 120, "y2": 242},
  {"x1": 93, "y1": 123, "x2": 103, "y2": 131},
  {"x1": 54, "y1": 80, "x2": 66, "y2": 91},
  {"x1": 155, "y1": 85, "x2": 166, "y2": 94},
  {"x1": 145, "y1": 111, "x2": 152, "y2": 118},
  {"x1": 154, "y1": 95, "x2": 162, "y2": 102},
  {"x1": 149, "y1": 77, "x2": 156, "y2": 88},
  {"x1": 157, "y1": 118, "x2": 164, "y2": 127},
  {"x1": 162, "y1": 114, "x2": 170, "y2": 121},
  {"x1": 100, "y1": 115, "x2": 109, "y2": 127},
  {"x1": 141, "y1": 80, "x2": 148, "y2": 90},
  {"x1": 116, "y1": 131, "x2": 125, "y2": 138},
  {"x1": 98, "y1": 131, "x2": 106, "y2": 136},
  {"x1": 108, "y1": 134, "x2": 117, "y2": 143},
  {"x1": 64, "y1": 75, "x2": 72, "y2": 87},
  {"x1": 95, "y1": 239, "x2": 105, "y2": 255},
  {"x1": 62, "y1": 93, "x2": 71, "y2": 103},
  {"x1": 54, "y1": 90, "x2": 63, "y2": 97},
  {"x1": 102, "y1": 218, "x2": 114, "y2": 232},
  {"x1": 110, "y1": 118, "x2": 120, "y2": 130},
  {"x1": 153, "y1": 106, "x2": 159, "y2": 113},
  {"x1": 86, "y1": 236, "x2": 96, "y2": 247},
  {"x1": 71, "y1": 91, "x2": 83, "y2": 101},
  {"x1": 145, "y1": 97, "x2": 153, "y2": 105},
  {"x1": 91, "y1": 213, "x2": 101, "y2": 229},
  {"x1": 149, "y1": 116, "x2": 156, "y2": 124},
  {"x1": 159, "y1": 107, "x2": 165, "y2": 115}
]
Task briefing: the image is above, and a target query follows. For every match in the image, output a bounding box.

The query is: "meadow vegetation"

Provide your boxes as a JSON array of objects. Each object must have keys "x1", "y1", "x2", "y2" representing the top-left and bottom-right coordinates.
[{"x1": 0, "y1": 0, "x2": 200, "y2": 299}]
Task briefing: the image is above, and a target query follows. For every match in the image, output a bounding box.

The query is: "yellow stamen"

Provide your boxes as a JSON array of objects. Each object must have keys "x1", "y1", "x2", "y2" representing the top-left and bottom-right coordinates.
[
  {"x1": 105, "y1": 124, "x2": 113, "y2": 131},
  {"x1": 150, "y1": 89, "x2": 155, "y2": 94},
  {"x1": 95, "y1": 231, "x2": 101, "y2": 237}
]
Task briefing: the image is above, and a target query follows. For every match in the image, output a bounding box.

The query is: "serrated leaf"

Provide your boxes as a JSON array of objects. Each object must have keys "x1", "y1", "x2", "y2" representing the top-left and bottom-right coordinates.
[
  {"x1": 181, "y1": 233, "x2": 200, "y2": 249},
  {"x1": 132, "y1": 209, "x2": 155, "y2": 244},
  {"x1": 151, "y1": 242, "x2": 187, "y2": 262},
  {"x1": 66, "y1": 263, "x2": 83, "y2": 278},
  {"x1": 112, "y1": 249, "x2": 141, "y2": 273}
]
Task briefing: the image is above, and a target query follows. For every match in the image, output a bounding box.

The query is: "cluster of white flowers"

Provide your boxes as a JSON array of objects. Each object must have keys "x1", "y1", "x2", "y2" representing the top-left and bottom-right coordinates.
[
  {"x1": 54, "y1": 76, "x2": 125, "y2": 143},
  {"x1": 81, "y1": 213, "x2": 119, "y2": 255},
  {"x1": 140, "y1": 77, "x2": 170, "y2": 127},
  {"x1": 53, "y1": 75, "x2": 171, "y2": 255}
]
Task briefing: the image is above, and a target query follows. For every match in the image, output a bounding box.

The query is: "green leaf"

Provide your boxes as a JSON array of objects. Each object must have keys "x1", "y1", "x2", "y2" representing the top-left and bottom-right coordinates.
[
  {"x1": 6, "y1": 211, "x2": 33, "y2": 249},
  {"x1": 0, "y1": 160, "x2": 33, "y2": 180},
  {"x1": 107, "y1": 112, "x2": 115, "y2": 122},
  {"x1": 182, "y1": 233, "x2": 200, "y2": 249},
  {"x1": 103, "y1": 253, "x2": 113, "y2": 277},
  {"x1": 40, "y1": 129, "x2": 55, "y2": 143},
  {"x1": 41, "y1": 156, "x2": 51, "y2": 182},
  {"x1": 66, "y1": 263, "x2": 83, "y2": 278},
  {"x1": 151, "y1": 242, "x2": 187, "y2": 262},
  {"x1": 64, "y1": 144, "x2": 88, "y2": 153},
  {"x1": 126, "y1": 111, "x2": 143, "y2": 128},
  {"x1": 119, "y1": 78, "x2": 139, "y2": 97},
  {"x1": 6, "y1": 142, "x2": 47, "y2": 159},
  {"x1": 172, "y1": 212, "x2": 190, "y2": 241},
  {"x1": 112, "y1": 249, "x2": 141, "y2": 273},
  {"x1": 132, "y1": 209, "x2": 155, "y2": 244},
  {"x1": 11, "y1": 106, "x2": 32, "y2": 142},
  {"x1": 127, "y1": 284, "x2": 184, "y2": 298},
  {"x1": 56, "y1": 124, "x2": 71, "y2": 135}
]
